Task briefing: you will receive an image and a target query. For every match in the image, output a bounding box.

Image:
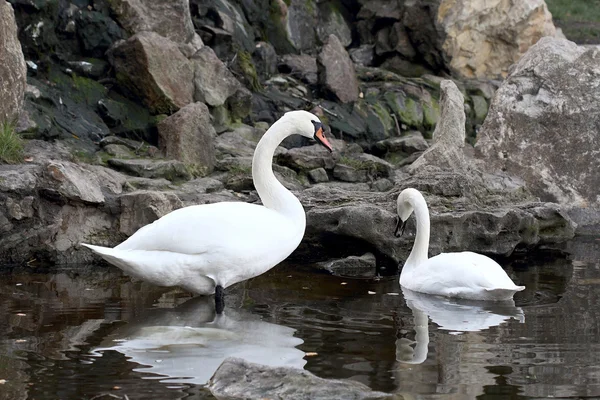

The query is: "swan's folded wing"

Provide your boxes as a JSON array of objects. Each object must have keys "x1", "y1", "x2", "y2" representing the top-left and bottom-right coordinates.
[{"x1": 115, "y1": 202, "x2": 295, "y2": 255}]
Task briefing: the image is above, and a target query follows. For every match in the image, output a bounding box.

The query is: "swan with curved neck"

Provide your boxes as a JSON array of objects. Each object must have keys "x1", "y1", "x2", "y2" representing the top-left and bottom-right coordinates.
[
  {"x1": 81, "y1": 110, "x2": 332, "y2": 312},
  {"x1": 394, "y1": 188, "x2": 525, "y2": 301}
]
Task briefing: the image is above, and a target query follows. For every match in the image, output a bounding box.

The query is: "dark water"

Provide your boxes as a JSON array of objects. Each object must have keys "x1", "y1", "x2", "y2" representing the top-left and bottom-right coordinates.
[{"x1": 1, "y1": 237, "x2": 599, "y2": 400}]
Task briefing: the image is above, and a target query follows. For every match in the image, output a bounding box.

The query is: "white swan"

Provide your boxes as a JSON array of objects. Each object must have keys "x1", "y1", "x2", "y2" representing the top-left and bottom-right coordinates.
[
  {"x1": 81, "y1": 110, "x2": 333, "y2": 310},
  {"x1": 394, "y1": 188, "x2": 525, "y2": 301}
]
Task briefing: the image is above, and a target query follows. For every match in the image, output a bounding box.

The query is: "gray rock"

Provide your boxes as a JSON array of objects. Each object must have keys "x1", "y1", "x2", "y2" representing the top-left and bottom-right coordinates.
[
  {"x1": 192, "y1": 46, "x2": 242, "y2": 107},
  {"x1": 0, "y1": 1, "x2": 27, "y2": 123},
  {"x1": 208, "y1": 357, "x2": 392, "y2": 400},
  {"x1": 316, "y1": 1, "x2": 352, "y2": 47},
  {"x1": 338, "y1": 153, "x2": 394, "y2": 180},
  {"x1": 43, "y1": 161, "x2": 106, "y2": 204},
  {"x1": 215, "y1": 123, "x2": 267, "y2": 158},
  {"x1": 349, "y1": 45, "x2": 374, "y2": 67},
  {"x1": 374, "y1": 132, "x2": 429, "y2": 155},
  {"x1": 108, "y1": 158, "x2": 192, "y2": 181},
  {"x1": 5, "y1": 196, "x2": 35, "y2": 220},
  {"x1": 103, "y1": 144, "x2": 133, "y2": 158},
  {"x1": 319, "y1": 253, "x2": 377, "y2": 278},
  {"x1": 286, "y1": 0, "x2": 318, "y2": 52},
  {"x1": 308, "y1": 168, "x2": 329, "y2": 183},
  {"x1": 0, "y1": 164, "x2": 38, "y2": 192},
  {"x1": 333, "y1": 164, "x2": 366, "y2": 183},
  {"x1": 119, "y1": 190, "x2": 183, "y2": 236},
  {"x1": 389, "y1": 22, "x2": 417, "y2": 59},
  {"x1": 358, "y1": 0, "x2": 402, "y2": 20},
  {"x1": 277, "y1": 143, "x2": 337, "y2": 171},
  {"x1": 108, "y1": 0, "x2": 197, "y2": 45},
  {"x1": 279, "y1": 54, "x2": 318, "y2": 85},
  {"x1": 470, "y1": 95, "x2": 488, "y2": 124},
  {"x1": 108, "y1": 31, "x2": 194, "y2": 114},
  {"x1": 158, "y1": 102, "x2": 216, "y2": 175},
  {"x1": 318, "y1": 34, "x2": 359, "y2": 103},
  {"x1": 226, "y1": 86, "x2": 252, "y2": 120},
  {"x1": 253, "y1": 41, "x2": 278, "y2": 81},
  {"x1": 409, "y1": 80, "x2": 467, "y2": 173},
  {"x1": 371, "y1": 178, "x2": 393, "y2": 192},
  {"x1": 193, "y1": 0, "x2": 254, "y2": 54},
  {"x1": 475, "y1": 38, "x2": 600, "y2": 232},
  {"x1": 74, "y1": 10, "x2": 125, "y2": 58}
]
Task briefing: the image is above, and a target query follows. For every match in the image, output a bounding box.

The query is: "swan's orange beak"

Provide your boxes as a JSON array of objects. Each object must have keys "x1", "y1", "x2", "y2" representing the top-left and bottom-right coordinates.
[{"x1": 314, "y1": 126, "x2": 333, "y2": 152}]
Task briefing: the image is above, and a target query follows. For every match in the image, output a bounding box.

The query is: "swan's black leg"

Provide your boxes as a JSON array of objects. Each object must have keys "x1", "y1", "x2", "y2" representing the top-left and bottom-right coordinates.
[{"x1": 215, "y1": 285, "x2": 225, "y2": 314}]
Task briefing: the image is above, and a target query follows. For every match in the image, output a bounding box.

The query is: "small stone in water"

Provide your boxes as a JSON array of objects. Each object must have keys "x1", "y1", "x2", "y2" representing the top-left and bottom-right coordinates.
[
  {"x1": 0, "y1": 379, "x2": 6, "y2": 384},
  {"x1": 341, "y1": 282, "x2": 347, "y2": 285},
  {"x1": 368, "y1": 291, "x2": 376, "y2": 295},
  {"x1": 305, "y1": 352, "x2": 318, "y2": 357},
  {"x1": 112, "y1": 386, "x2": 121, "y2": 390},
  {"x1": 15, "y1": 283, "x2": 22, "y2": 286}
]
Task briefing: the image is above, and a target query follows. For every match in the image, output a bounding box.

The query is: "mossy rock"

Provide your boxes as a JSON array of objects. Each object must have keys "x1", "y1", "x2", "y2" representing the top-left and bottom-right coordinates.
[
  {"x1": 422, "y1": 97, "x2": 440, "y2": 136},
  {"x1": 384, "y1": 91, "x2": 423, "y2": 130}
]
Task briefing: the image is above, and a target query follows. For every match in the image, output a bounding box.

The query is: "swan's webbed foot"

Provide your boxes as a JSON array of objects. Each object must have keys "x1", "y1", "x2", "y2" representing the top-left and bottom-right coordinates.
[{"x1": 215, "y1": 285, "x2": 225, "y2": 314}]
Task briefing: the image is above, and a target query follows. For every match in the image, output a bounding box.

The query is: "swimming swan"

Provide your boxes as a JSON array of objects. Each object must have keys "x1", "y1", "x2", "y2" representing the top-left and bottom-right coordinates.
[
  {"x1": 394, "y1": 188, "x2": 525, "y2": 301},
  {"x1": 81, "y1": 110, "x2": 333, "y2": 311}
]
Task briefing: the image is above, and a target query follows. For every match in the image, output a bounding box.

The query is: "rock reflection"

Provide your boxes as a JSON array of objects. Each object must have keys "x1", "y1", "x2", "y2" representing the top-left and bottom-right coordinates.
[
  {"x1": 92, "y1": 296, "x2": 306, "y2": 385},
  {"x1": 396, "y1": 287, "x2": 525, "y2": 365}
]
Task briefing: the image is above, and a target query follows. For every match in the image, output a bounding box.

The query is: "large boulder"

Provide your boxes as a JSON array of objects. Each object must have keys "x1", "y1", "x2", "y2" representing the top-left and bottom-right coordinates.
[
  {"x1": 108, "y1": 0, "x2": 199, "y2": 45},
  {"x1": 191, "y1": 46, "x2": 243, "y2": 107},
  {"x1": 318, "y1": 34, "x2": 359, "y2": 103},
  {"x1": 0, "y1": 1, "x2": 27, "y2": 123},
  {"x1": 476, "y1": 38, "x2": 600, "y2": 233},
  {"x1": 368, "y1": 0, "x2": 558, "y2": 79},
  {"x1": 433, "y1": 0, "x2": 557, "y2": 78},
  {"x1": 108, "y1": 31, "x2": 194, "y2": 114},
  {"x1": 158, "y1": 102, "x2": 216, "y2": 175}
]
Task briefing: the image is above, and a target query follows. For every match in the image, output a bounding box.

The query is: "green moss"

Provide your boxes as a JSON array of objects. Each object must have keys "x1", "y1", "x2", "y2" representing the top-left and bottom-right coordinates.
[
  {"x1": 73, "y1": 149, "x2": 99, "y2": 164},
  {"x1": 422, "y1": 97, "x2": 440, "y2": 134},
  {"x1": 0, "y1": 122, "x2": 24, "y2": 164},
  {"x1": 72, "y1": 74, "x2": 107, "y2": 104},
  {"x1": 237, "y1": 50, "x2": 262, "y2": 92},
  {"x1": 186, "y1": 163, "x2": 210, "y2": 178},
  {"x1": 546, "y1": 0, "x2": 600, "y2": 43},
  {"x1": 384, "y1": 91, "x2": 423, "y2": 129},
  {"x1": 226, "y1": 164, "x2": 252, "y2": 176}
]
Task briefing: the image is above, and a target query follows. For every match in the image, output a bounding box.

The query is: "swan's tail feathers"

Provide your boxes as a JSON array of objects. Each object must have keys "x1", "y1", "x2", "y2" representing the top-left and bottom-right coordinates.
[
  {"x1": 484, "y1": 286, "x2": 526, "y2": 301},
  {"x1": 80, "y1": 243, "x2": 131, "y2": 271},
  {"x1": 80, "y1": 243, "x2": 114, "y2": 257}
]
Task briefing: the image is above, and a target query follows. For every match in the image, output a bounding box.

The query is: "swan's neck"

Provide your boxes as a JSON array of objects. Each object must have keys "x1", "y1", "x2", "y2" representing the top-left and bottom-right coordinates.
[
  {"x1": 405, "y1": 196, "x2": 430, "y2": 269},
  {"x1": 252, "y1": 120, "x2": 305, "y2": 227}
]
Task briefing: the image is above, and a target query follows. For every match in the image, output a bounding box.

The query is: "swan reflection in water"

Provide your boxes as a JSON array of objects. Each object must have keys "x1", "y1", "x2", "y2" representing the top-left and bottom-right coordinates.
[
  {"x1": 91, "y1": 296, "x2": 306, "y2": 385},
  {"x1": 396, "y1": 287, "x2": 525, "y2": 365}
]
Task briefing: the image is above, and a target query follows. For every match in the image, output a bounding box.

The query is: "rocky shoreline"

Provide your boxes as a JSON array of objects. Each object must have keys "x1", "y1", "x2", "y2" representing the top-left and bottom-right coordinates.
[{"x1": 0, "y1": 0, "x2": 597, "y2": 272}]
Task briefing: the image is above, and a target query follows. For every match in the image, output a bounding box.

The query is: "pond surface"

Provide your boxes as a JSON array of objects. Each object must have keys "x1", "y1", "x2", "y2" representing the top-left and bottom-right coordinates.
[{"x1": 0, "y1": 237, "x2": 599, "y2": 400}]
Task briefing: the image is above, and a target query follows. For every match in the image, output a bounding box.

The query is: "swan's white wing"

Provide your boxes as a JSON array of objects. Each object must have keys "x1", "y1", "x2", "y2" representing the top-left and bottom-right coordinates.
[{"x1": 116, "y1": 201, "x2": 299, "y2": 256}]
